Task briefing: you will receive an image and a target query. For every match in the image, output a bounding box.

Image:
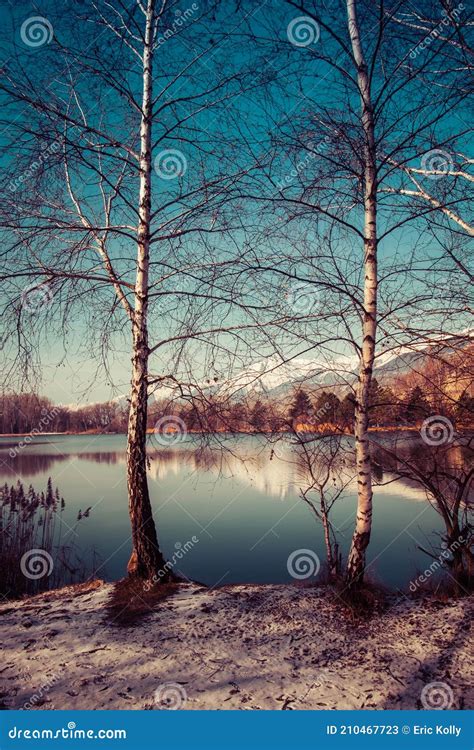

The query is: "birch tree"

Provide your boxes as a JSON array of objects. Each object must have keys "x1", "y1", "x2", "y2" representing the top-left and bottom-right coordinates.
[
  {"x1": 238, "y1": 0, "x2": 472, "y2": 586},
  {"x1": 344, "y1": 0, "x2": 379, "y2": 586},
  {"x1": 0, "y1": 0, "x2": 471, "y2": 589},
  {"x1": 0, "y1": 0, "x2": 261, "y2": 579}
]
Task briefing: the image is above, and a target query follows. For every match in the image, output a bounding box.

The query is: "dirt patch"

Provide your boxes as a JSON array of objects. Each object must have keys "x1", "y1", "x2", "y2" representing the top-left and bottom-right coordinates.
[{"x1": 106, "y1": 577, "x2": 180, "y2": 626}]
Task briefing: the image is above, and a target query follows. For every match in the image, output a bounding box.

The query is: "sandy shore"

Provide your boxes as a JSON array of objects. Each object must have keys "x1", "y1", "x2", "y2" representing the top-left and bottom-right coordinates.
[{"x1": 0, "y1": 581, "x2": 472, "y2": 710}]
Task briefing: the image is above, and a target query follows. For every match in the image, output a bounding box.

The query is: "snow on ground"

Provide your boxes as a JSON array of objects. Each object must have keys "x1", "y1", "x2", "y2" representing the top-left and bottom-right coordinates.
[{"x1": 0, "y1": 581, "x2": 472, "y2": 710}]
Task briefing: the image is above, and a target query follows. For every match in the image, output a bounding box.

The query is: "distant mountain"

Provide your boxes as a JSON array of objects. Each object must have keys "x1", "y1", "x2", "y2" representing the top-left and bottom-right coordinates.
[
  {"x1": 66, "y1": 333, "x2": 472, "y2": 407},
  {"x1": 212, "y1": 356, "x2": 356, "y2": 397},
  {"x1": 208, "y1": 334, "x2": 473, "y2": 400},
  {"x1": 374, "y1": 335, "x2": 473, "y2": 380}
]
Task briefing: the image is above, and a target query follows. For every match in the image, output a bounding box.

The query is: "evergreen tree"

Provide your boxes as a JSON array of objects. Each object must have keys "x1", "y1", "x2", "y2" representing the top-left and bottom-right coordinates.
[
  {"x1": 289, "y1": 389, "x2": 312, "y2": 422},
  {"x1": 368, "y1": 379, "x2": 398, "y2": 426},
  {"x1": 403, "y1": 386, "x2": 430, "y2": 424},
  {"x1": 339, "y1": 392, "x2": 356, "y2": 428},
  {"x1": 314, "y1": 392, "x2": 341, "y2": 424}
]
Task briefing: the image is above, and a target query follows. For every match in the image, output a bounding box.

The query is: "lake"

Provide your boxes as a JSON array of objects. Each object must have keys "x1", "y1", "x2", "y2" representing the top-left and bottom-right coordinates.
[{"x1": 0, "y1": 432, "x2": 463, "y2": 591}]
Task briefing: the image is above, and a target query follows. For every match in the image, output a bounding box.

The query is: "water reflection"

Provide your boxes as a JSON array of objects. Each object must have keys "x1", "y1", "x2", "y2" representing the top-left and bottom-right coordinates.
[
  {"x1": 1, "y1": 433, "x2": 472, "y2": 509},
  {"x1": 0, "y1": 432, "x2": 471, "y2": 589},
  {"x1": 0, "y1": 451, "x2": 61, "y2": 477}
]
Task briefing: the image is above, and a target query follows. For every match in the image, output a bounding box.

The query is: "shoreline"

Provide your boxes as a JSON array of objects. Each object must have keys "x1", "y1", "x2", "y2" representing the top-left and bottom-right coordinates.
[
  {"x1": 0, "y1": 426, "x2": 445, "y2": 439},
  {"x1": 1, "y1": 580, "x2": 472, "y2": 710}
]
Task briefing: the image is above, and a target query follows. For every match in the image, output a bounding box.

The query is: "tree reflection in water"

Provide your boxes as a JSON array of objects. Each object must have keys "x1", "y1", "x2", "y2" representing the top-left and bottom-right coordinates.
[{"x1": 1, "y1": 431, "x2": 471, "y2": 591}]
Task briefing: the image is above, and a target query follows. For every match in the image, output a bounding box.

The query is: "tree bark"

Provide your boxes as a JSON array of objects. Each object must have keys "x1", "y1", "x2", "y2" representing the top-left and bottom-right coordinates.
[
  {"x1": 345, "y1": 0, "x2": 378, "y2": 588},
  {"x1": 126, "y1": 0, "x2": 167, "y2": 579}
]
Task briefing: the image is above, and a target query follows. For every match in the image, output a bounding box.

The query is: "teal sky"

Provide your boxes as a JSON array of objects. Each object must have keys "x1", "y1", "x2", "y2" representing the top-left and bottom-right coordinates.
[{"x1": 0, "y1": 0, "x2": 471, "y2": 404}]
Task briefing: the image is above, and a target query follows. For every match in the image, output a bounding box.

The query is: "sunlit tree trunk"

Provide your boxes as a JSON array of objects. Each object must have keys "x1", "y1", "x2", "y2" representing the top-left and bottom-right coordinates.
[
  {"x1": 345, "y1": 0, "x2": 378, "y2": 588},
  {"x1": 126, "y1": 0, "x2": 167, "y2": 579}
]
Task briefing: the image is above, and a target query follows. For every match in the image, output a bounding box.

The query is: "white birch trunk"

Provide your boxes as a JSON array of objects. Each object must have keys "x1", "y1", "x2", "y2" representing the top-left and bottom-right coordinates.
[
  {"x1": 345, "y1": 0, "x2": 378, "y2": 587},
  {"x1": 126, "y1": 0, "x2": 167, "y2": 579}
]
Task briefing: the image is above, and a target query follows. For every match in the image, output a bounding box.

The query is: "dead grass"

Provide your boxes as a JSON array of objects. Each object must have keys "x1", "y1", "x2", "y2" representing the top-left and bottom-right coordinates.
[
  {"x1": 106, "y1": 577, "x2": 180, "y2": 626},
  {"x1": 410, "y1": 574, "x2": 473, "y2": 602},
  {"x1": 332, "y1": 578, "x2": 391, "y2": 621},
  {"x1": 43, "y1": 578, "x2": 104, "y2": 602}
]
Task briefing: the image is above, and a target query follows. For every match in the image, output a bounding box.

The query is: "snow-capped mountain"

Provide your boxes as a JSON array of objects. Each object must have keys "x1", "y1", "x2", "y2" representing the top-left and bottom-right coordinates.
[
  {"x1": 67, "y1": 332, "x2": 472, "y2": 406},
  {"x1": 200, "y1": 355, "x2": 357, "y2": 399},
  {"x1": 207, "y1": 334, "x2": 472, "y2": 399},
  {"x1": 214, "y1": 356, "x2": 352, "y2": 396}
]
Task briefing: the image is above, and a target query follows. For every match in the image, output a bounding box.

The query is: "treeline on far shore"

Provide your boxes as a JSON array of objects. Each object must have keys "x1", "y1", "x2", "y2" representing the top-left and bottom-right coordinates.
[{"x1": 1, "y1": 380, "x2": 473, "y2": 436}]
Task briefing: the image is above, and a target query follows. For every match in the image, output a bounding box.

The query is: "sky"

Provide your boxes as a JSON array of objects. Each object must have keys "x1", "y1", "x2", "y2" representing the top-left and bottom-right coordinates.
[{"x1": 0, "y1": 0, "x2": 471, "y2": 404}]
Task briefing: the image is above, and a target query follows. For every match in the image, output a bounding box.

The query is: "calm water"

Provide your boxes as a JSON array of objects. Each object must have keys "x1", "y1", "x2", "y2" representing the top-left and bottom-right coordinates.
[{"x1": 0, "y1": 432, "x2": 455, "y2": 590}]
